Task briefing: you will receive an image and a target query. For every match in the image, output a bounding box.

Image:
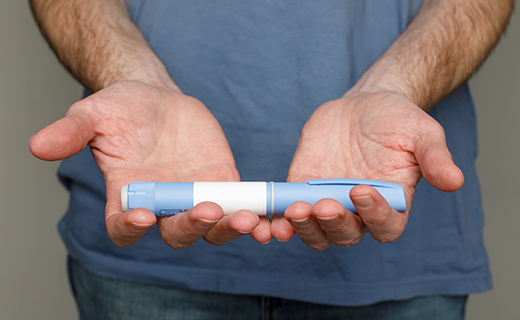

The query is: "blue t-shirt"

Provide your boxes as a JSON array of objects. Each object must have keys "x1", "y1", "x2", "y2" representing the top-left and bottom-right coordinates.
[{"x1": 57, "y1": 0, "x2": 492, "y2": 306}]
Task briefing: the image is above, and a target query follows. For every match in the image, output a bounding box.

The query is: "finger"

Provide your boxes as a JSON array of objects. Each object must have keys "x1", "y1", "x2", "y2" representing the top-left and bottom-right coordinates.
[
  {"x1": 249, "y1": 215, "x2": 274, "y2": 244},
  {"x1": 286, "y1": 162, "x2": 320, "y2": 184},
  {"x1": 270, "y1": 215, "x2": 296, "y2": 242},
  {"x1": 29, "y1": 110, "x2": 95, "y2": 161},
  {"x1": 415, "y1": 129, "x2": 464, "y2": 192},
  {"x1": 313, "y1": 199, "x2": 365, "y2": 248},
  {"x1": 105, "y1": 209, "x2": 157, "y2": 247},
  {"x1": 156, "y1": 202, "x2": 225, "y2": 249},
  {"x1": 203, "y1": 210, "x2": 261, "y2": 246},
  {"x1": 285, "y1": 201, "x2": 331, "y2": 251},
  {"x1": 350, "y1": 185, "x2": 407, "y2": 243},
  {"x1": 104, "y1": 176, "x2": 157, "y2": 246}
]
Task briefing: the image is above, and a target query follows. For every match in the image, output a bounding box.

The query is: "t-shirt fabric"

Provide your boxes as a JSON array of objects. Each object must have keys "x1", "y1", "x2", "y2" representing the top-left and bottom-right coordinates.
[{"x1": 57, "y1": 0, "x2": 492, "y2": 306}]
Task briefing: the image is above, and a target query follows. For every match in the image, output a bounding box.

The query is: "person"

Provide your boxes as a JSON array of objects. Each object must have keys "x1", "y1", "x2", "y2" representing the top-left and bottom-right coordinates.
[{"x1": 29, "y1": 0, "x2": 513, "y2": 319}]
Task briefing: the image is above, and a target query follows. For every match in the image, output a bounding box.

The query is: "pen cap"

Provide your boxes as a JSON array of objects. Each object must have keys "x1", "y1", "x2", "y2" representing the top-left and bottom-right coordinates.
[
  {"x1": 122, "y1": 182, "x2": 194, "y2": 216},
  {"x1": 121, "y1": 182, "x2": 157, "y2": 212}
]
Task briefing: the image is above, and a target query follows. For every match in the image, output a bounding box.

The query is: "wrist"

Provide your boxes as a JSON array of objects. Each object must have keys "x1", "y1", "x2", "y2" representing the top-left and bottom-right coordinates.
[
  {"x1": 118, "y1": 60, "x2": 182, "y2": 93},
  {"x1": 348, "y1": 57, "x2": 426, "y2": 110}
]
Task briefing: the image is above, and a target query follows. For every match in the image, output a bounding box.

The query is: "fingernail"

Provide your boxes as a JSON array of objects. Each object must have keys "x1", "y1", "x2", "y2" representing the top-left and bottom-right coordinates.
[
  {"x1": 290, "y1": 217, "x2": 310, "y2": 225},
  {"x1": 131, "y1": 221, "x2": 153, "y2": 229},
  {"x1": 196, "y1": 218, "x2": 219, "y2": 227},
  {"x1": 353, "y1": 195, "x2": 374, "y2": 210},
  {"x1": 316, "y1": 214, "x2": 339, "y2": 223}
]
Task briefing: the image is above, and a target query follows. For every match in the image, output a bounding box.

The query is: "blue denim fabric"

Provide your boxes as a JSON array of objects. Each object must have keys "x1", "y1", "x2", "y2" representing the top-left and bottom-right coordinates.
[{"x1": 68, "y1": 258, "x2": 467, "y2": 320}]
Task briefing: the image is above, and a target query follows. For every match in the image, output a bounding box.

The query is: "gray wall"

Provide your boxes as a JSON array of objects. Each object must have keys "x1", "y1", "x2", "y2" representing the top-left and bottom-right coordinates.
[
  {"x1": 1, "y1": 1, "x2": 518, "y2": 319},
  {"x1": 466, "y1": 6, "x2": 520, "y2": 318}
]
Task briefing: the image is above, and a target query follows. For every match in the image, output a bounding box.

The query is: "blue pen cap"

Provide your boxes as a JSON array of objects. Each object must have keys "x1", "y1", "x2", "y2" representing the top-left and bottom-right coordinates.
[
  {"x1": 123, "y1": 182, "x2": 194, "y2": 216},
  {"x1": 126, "y1": 182, "x2": 157, "y2": 212}
]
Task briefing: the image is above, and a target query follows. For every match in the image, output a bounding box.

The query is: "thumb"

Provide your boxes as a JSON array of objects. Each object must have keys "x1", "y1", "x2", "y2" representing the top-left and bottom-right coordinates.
[
  {"x1": 287, "y1": 171, "x2": 320, "y2": 183},
  {"x1": 286, "y1": 146, "x2": 322, "y2": 183},
  {"x1": 29, "y1": 110, "x2": 95, "y2": 161},
  {"x1": 414, "y1": 131, "x2": 464, "y2": 192}
]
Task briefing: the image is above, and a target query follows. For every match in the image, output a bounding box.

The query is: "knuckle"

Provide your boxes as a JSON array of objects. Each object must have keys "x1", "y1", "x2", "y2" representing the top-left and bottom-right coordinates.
[
  {"x1": 162, "y1": 238, "x2": 190, "y2": 250},
  {"x1": 310, "y1": 242, "x2": 332, "y2": 252},
  {"x1": 108, "y1": 232, "x2": 134, "y2": 247},
  {"x1": 334, "y1": 238, "x2": 361, "y2": 248},
  {"x1": 373, "y1": 232, "x2": 402, "y2": 244},
  {"x1": 111, "y1": 239, "x2": 129, "y2": 247},
  {"x1": 174, "y1": 217, "x2": 209, "y2": 239},
  {"x1": 203, "y1": 236, "x2": 226, "y2": 247},
  {"x1": 361, "y1": 213, "x2": 390, "y2": 228}
]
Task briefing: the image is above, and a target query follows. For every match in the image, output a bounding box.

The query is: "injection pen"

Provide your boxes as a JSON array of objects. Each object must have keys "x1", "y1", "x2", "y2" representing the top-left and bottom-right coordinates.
[{"x1": 121, "y1": 178, "x2": 407, "y2": 216}]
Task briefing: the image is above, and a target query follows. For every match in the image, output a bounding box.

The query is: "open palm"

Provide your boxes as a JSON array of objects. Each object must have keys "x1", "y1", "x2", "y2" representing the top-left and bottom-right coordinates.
[
  {"x1": 273, "y1": 91, "x2": 464, "y2": 250},
  {"x1": 30, "y1": 80, "x2": 271, "y2": 248}
]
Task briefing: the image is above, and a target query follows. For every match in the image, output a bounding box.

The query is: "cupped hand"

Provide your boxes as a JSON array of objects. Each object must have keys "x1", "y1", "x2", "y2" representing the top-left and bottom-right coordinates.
[
  {"x1": 30, "y1": 79, "x2": 272, "y2": 248},
  {"x1": 271, "y1": 90, "x2": 464, "y2": 250}
]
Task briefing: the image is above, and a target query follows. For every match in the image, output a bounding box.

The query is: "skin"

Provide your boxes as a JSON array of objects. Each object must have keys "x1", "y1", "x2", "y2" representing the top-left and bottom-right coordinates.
[
  {"x1": 271, "y1": 89, "x2": 464, "y2": 249},
  {"x1": 29, "y1": 77, "x2": 273, "y2": 247},
  {"x1": 29, "y1": 0, "x2": 513, "y2": 250},
  {"x1": 269, "y1": 0, "x2": 513, "y2": 250}
]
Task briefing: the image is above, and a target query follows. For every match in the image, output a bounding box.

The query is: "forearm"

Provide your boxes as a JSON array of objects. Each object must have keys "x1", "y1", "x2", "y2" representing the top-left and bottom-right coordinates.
[
  {"x1": 30, "y1": 0, "x2": 174, "y2": 92},
  {"x1": 355, "y1": 0, "x2": 513, "y2": 110}
]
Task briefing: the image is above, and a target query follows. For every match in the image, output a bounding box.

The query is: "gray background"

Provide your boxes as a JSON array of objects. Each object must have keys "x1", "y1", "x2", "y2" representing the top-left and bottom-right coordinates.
[{"x1": 1, "y1": 1, "x2": 518, "y2": 319}]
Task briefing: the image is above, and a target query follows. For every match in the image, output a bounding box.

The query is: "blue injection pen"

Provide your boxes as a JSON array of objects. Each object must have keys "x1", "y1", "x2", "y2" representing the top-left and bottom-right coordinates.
[{"x1": 121, "y1": 179, "x2": 407, "y2": 216}]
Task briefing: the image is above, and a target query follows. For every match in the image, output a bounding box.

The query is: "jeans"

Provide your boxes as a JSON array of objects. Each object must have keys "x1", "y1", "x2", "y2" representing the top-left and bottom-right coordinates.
[{"x1": 68, "y1": 257, "x2": 467, "y2": 320}]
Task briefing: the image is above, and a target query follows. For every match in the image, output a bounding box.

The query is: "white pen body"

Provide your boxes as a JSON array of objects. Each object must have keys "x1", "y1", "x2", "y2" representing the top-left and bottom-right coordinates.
[{"x1": 193, "y1": 182, "x2": 267, "y2": 215}]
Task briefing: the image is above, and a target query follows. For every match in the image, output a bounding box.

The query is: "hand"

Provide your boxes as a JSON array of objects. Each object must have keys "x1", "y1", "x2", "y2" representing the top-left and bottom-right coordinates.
[
  {"x1": 271, "y1": 90, "x2": 464, "y2": 250},
  {"x1": 30, "y1": 78, "x2": 272, "y2": 248}
]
